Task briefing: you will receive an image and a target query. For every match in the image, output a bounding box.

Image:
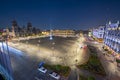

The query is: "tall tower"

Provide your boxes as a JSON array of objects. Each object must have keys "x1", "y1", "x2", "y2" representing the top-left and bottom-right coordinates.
[
  {"x1": 12, "y1": 20, "x2": 18, "y2": 37},
  {"x1": 12, "y1": 20, "x2": 18, "y2": 30},
  {"x1": 12, "y1": 26, "x2": 15, "y2": 37},
  {"x1": 27, "y1": 22, "x2": 32, "y2": 30},
  {"x1": 27, "y1": 22, "x2": 32, "y2": 35}
]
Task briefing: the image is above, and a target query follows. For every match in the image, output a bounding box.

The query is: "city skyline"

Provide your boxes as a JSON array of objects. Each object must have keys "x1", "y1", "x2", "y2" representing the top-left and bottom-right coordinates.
[{"x1": 0, "y1": 0, "x2": 120, "y2": 30}]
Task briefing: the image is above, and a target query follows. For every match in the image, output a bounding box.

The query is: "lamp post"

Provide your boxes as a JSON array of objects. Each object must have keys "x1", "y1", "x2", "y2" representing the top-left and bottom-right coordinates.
[
  {"x1": 38, "y1": 40, "x2": 40, "y2": 51},
  {"x1": 52, "y1": 47, "x2": 54, "y2": 56},
  {"x1": 75, "y1": 46, "x2": 79, "y2": 63},
  {"x1": 52, "y1": 42, "x2": 55, "y2": 56}
]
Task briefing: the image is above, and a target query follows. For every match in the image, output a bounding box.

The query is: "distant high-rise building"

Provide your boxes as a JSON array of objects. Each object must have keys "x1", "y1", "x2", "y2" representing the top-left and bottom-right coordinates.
[
  {"x1": 27, "y1": 22, "x2": 32, "y2": 30},
  {"x1": 27, "y1": 22, "x2": 33, "y2": 35},
  {"x1": 12, "y1": 20, "x2": 17, "y2": 28},
  {"x1": 12, "y1": 20, "x2": 19, "y2": 37}
]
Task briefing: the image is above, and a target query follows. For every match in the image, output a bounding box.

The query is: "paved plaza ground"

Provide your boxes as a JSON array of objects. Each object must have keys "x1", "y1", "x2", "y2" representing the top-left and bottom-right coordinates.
[
  {"x1": 8, "y1": 36, "x2": 89, "y2": 80},
  {"x1": 10, "y1": 36, "x2": 89, "y2": 66}
]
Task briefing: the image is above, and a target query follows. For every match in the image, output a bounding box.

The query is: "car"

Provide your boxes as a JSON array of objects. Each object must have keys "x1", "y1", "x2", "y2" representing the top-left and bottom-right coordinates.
[
  {"x1": 38, "y1": 67, "x2": 47, "y2": 73},
  {"x1": 49, "y1": 72, "x2": 60, "y2": 80}
]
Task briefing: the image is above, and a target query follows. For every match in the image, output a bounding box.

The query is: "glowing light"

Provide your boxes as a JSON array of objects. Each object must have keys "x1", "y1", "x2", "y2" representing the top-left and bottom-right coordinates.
[
  {"x1": 0, "y1": 42, "x2": 23, "y2": 56},
  {"x1": 49, "y1": 35, "x2": 53, "y2": 40}
]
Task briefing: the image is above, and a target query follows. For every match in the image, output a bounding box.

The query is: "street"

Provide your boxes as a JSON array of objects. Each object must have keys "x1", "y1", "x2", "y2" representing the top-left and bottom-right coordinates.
[{"x1": 85, "y1": 35, "x2": 120, "y2": 80}]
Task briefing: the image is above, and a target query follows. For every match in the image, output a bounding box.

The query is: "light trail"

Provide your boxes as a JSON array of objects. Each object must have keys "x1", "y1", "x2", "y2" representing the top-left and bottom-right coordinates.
[{"x1": 0, "y1": 42, "x2": 23, "y2": 56}]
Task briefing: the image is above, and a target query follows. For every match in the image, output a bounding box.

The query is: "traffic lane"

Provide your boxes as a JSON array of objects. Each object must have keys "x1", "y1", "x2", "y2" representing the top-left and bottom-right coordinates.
[
  {"x1": 10, "y1": 50, "x2": 39, "y2": 80},
  {"x1": 0, "y1": 42, "x2": 23, "y2": 56},
  {"x1": 85, "y1": 36, "x2": 120, "y2": 79}
]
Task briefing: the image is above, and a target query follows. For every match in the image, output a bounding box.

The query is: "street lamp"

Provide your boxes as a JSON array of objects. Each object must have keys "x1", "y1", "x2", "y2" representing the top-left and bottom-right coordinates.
[
  {"x1": 38, "y1": 40, "x2": 41, "y2": 51},
  {"x1": 51, "y1": 41, "x2": 56, "y2": 64},
  {"x1": 52, "y1": 42, "x2": 55, "y2": 56},
  {"x1": 75, "y1": 59, "x2": 78, "y2": 64},
  {"x1": 52, "y1": 47, "x2": 54, "y2": 56}
]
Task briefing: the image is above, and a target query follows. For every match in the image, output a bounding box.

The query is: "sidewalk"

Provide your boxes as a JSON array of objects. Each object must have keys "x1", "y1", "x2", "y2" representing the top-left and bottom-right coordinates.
[
  {"x1": 95, "y1": 44, "x2": 120, "y2": 80},
  {"x1": 85, "y1": 36, "x2": 120, "y2": 80}
]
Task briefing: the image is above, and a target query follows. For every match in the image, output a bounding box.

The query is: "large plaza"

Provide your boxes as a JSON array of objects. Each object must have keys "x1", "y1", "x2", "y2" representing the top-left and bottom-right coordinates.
[{"x1": 8, "y1": 36, "x2": 89, "y2": 80}]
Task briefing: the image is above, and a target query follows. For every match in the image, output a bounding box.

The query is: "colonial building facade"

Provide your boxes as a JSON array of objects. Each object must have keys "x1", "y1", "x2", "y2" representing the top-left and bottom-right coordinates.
[
  {"x1": 52, "y1": 30, "x2": 75, "y2": 37},
  {"x1": 42, "y1": 29, "x2": 75, "y2": 37},
  {"x1": 91, "y1": 26, "x2": 105, "y2": 42},
  {"x1": 104, "y1": 21, "x2": 120, "y2": 54},
  {"x1": 92, "y1": 26, "x2": 105, "y2": 39}
]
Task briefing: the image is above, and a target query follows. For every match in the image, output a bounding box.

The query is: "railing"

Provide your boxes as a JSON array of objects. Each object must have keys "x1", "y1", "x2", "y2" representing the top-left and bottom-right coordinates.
[
  {"x1": 0, "y1": 39, "x2": 14, "y2": 80},
  {"x1": 0, "y1": 64, "x2": 13, "y2": 80}
]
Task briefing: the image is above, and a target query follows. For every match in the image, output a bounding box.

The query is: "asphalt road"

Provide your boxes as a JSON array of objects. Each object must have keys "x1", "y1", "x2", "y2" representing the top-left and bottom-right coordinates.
[
  {"x1": 10, "y1": 50, "x2": 38, "y2": 80},
  {"x1": 8, "y1": 44, "x2": 60, "y2": 80}
]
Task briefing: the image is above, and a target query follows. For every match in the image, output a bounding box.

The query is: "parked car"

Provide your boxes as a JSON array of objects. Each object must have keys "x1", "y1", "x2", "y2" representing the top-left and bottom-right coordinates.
[
  {"x1": 49, "y1": 72, "x2": 60, "y2": 80},
  {"x1": 38, "y1": 67, "x2": 47, "y2": 73}
]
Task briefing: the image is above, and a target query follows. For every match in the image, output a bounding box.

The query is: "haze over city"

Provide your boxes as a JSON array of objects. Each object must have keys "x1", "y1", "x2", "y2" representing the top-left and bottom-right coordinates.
[{"x1": 0, "y1": 0, "x2": 120, "y2": 30}]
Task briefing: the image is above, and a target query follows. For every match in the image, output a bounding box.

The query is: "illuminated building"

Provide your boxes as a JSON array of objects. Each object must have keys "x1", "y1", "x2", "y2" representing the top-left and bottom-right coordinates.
[
  {"x1": 42, "y1": 29, "x2": 75, "y2": 37},
  {"x1": 92, "y1": 26, "x2": 105, "y2": 42},
  {"x1": 104, "y1": 21, "x2": 120, "y2": 54},
  {"x1": 92, "y1": 26, "x2": 105, "y2": 38},
  {"x1": 51, "y1": 30, "x2": 75, "y2": 37},
  {"x1": 41, "y1": 30, "x2": 50, "y2": 35},
  {"x1": 88, "y1": 29, "x2": 93, "y2": 37}
]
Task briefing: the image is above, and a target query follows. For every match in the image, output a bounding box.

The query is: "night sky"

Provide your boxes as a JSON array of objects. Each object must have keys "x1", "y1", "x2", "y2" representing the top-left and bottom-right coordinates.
[{"x1": 0, "y1": 0, "x2": 120, "y2": 30}]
